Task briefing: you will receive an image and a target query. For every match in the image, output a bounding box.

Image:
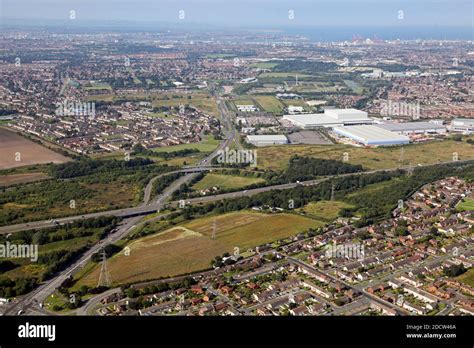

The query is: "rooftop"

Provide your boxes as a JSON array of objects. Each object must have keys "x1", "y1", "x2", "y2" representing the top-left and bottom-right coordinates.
[
  {"x1": 283, "y1": 108, "x2": 372, "y2": 128},
  {"x1": 246, "y1": 134, "x2": 288, "y2": 141},
  {"x1": 333, "y1": 125, "x2": 410, "y2": 145},
  {"x1": 376, "y1": 121, "x2": 446, "y2": 132}
]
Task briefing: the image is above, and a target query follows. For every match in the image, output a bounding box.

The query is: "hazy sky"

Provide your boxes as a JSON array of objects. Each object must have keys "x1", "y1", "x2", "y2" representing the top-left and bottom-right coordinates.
[{"x1": 1, "y1": 0, "x2": 473, "y2": 28}]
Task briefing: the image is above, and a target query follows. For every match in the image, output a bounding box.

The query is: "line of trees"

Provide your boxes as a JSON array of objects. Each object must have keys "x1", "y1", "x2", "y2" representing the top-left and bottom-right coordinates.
[{"x1": 50, "y1": 158, "x2": 154, "y2": 179}]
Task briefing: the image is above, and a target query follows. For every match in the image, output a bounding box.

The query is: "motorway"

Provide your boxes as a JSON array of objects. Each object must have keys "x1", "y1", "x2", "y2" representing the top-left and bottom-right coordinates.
[
  {"x1": 2, "y1": 94, "x2": 240, "y2": 316},
  {"x1": 2, "y1": 216, "x2": 142, "y2": 315},
  {"x1": 3, "y1": 159, "x2": 473, "y2": 235},
  {"x1": 0, "y1": 172, "x2": 354, "y2": 234},
  {"x1": 2, "y1": 93, "x2": 473, "y2": 316}
]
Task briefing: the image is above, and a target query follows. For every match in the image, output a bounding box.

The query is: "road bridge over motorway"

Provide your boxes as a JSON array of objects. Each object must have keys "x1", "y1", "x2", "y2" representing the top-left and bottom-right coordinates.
[{"x1": 2, "y1": 159, "x2": 473, "y2": 235}]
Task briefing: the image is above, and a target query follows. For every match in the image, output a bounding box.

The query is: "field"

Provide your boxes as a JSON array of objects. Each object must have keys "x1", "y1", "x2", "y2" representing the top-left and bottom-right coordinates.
[
  {"x1": 252, "y1": 96, "x2": 285, "y2": 114},
  {"x1": 457, "y1": 198, "x2": 474, "y2": 211},
  {"x1": 75, "y1": 212, "x2": 323, "y2": 285},
  {"x1": 152, "y1": 95, "x2": 218, "y2": 116},
  {"x1": 346, "y1": 178, "x2": 404, "y2": 201},
  {"x1": 298, "y1": 200, "x2": 355, "y2": 222},
  {"x1": 0, "y1": 128, "x2": 70, "y2": 169},
  {"x1": 0, "y1": 180, "x2": 140, "y2": 226},
  {"x1": 151, "y1": 135, "x2": 220, "y2": 154},
  {"x1": 280, "y1": 99, "x2": 308, "y2": 107},
  {"x1": 259, "y1": 72, "x2": 313, "y2": 78},
  {"x1": 250, "y1": 62, "x2": 278, "y2": 69},
  {"x1": 86, "y1": 93, "x2": 219, "y2": 116},
  {"x1": 233, "y1": 98, "x2": 255, "y2": 106},
  {"x1": 0, "y1": 225, "x2": 106, "y2": 282},
  {"x1": 192, "y1": 173, "x2": 265, "y2": 191},
  {"x1": 90, "y1": 149, "x2": 206, "y2": 166},
  {"x1": 84, "y1": 83, "x2": 112, "y2": 91},
  {"x1": 85, "y1": 94, "x2": 114, "y2": 102},
  {"x1": 343, "y1": 80, "x2": 364, "y2": 94},
  {"x1": 0, "y1": 172, "x2": 50, "y2": 186},
  {"x1": 456, "y1": 268, "x2": 474, "y2": 287},
  {"x1": 255, "y1": 140, "x2": 474, "y2": 171}
]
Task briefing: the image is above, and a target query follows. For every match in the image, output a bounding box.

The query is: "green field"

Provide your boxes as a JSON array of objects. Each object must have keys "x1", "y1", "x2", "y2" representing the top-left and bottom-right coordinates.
[
  {"x1": 456, "y1": 268, "x2": 474, "y2": 287},
  {"x1": 75, "y1": 212, "x2": 323, "y2": 285},
  {"x1": 250, "y1": 62, "x2": 278, "y2": 69},
  {"x1": 346, "y1": 178, "x2": 405, "y2": 201},
  {"x1": 84, "y1": 83, "x2": 112, "y2": 91},
  {"x1": 343, "y1": 80, "x2": 364, "y2": 94},
  {"x1": 0, "y1": 224, "x2": 110, "y2": 286},
  {"x1": 86, "y1": 94, "x2": 114, "y2": 102},
  {"x1": 151, "y1": 135, "x2": 220, "y2": 154},
  {"x1": 280, "y1": 99, "x2": 308, "y2": 107},
  {"x1": 252, "y1": 96, "x2": 285, "y2": 113},
  {"x1": 0, "y1": 180, "x2": 140, "y2": 226},
  {"x1": 457, "y1": 198, "x2": 474, "y2": 211},
  {"x1": 203, "y1": 54, "x2": 235, "y2": 59},
  {"x1": 86, "y1": 93, "x2": 219, "y2": 116},
  {"x1": 233, "y1": 98, "x2": 255, "y2": 106},
  {"x1": 298, "y1": 200, "x2": 355, "y2": 222},
  {"x1": 152, "y1": 95, "x2": 218, "y2": 116},
  {"x1": 256, "y1": 140, "x2": 474, "y2": 171},
  {"x1": 192, "y1": 173, "x2": 265, "y2": 191},
  {"x1": 260, "y1": 72, "x2": 313, "y2": 78}
]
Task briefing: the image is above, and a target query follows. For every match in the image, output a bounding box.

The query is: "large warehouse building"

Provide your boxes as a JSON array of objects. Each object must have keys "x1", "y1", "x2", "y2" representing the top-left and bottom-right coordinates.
[
  {"x1": 246, "y1": 134, "x2": 288, "y2": 146},
  {"x1": 375, "y1": 121, "x2": 446, "y2": 135},
  {"x1": 450, "y1": 118, "x2": 474, "y2": 134},
  {"x1": 283, "y1": 108, "x2": 373, "y2": 129},
  {"x1": 333, "y1": 125, "x2": 410, "y2": 146}
]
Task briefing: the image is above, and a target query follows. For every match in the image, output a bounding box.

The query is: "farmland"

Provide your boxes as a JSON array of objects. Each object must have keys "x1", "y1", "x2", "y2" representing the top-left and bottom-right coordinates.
[
  {"x1": 0, "y1": 172, "x2": 50, "y2": 187},
  {"x1": 255, "y1": 140, "x2": 474, "y2": 171},
  {"x1": 0, "y1": 128, "x2": 70, "y2": 170},
  {"x1": 75, "y1": 212, "x2": 323, "y2": 285},
  {"x1": 191, "y1": 173, "x2": 266, "y2": 191}
]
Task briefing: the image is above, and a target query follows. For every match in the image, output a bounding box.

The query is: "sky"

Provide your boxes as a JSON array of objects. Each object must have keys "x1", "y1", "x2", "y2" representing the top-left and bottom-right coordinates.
[{"x1": 1, "y1": 0, "x2": 473, "y2": 28}]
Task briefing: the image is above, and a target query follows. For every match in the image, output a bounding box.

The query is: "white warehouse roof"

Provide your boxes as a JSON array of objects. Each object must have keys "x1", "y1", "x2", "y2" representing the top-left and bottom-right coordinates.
[
  {"x1": 452, "y1": 118, "x2": 474, "y2": 126},
  {"x1": 283, "y1": 108, "x2": 373, "y2": 129},
  {"x1": 324, "y1": 108, "x2": 368, "y2": 121},
  {"x1": 333, "y1": 125, "x2": 410, "y2": 146},
  {"x1": 376, "y1": 121, "x2": 446, "y2": 132},
  {"x1": 246, "y1": 134, "x2": 288, "y2": 144}
]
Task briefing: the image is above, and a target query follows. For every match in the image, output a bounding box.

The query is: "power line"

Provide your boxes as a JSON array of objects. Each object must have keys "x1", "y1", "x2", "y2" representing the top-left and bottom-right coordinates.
[
  {"x1": 98, "y1": 249, "x2": 111, "y2": 287},
  {"x1": 211, "y1": 218, "x2": 216, "y2": 240}
]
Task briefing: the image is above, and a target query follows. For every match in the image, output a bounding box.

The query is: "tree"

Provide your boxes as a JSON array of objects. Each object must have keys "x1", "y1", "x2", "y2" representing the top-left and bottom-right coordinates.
[{"x1": 443, "y1": 264, "x2": 466, "y2": 277}]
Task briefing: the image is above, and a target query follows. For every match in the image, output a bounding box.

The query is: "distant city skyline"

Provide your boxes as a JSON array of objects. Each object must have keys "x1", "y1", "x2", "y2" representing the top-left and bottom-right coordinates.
[{"x1": 2, "y1": 0, "x2": 473, "y2": 28}]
